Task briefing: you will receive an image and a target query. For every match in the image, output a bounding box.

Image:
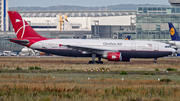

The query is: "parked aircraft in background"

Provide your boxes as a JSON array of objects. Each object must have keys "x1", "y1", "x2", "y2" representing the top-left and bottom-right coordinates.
[
  {"x1": 21, "y1": 47, "x2": 50, "y2": 56},
  {"x1": 125, "y1": 35, "x2": 131, "y2": 40},
  {"x1": 7, "y1": 11, "x2": 176, "y2": 64},
  {"x1": 21, "y1": 47, "x2": 40, "y2": 56},
  {"x1": 168, "y1": 23, "x2": 180, "y2": 54}
]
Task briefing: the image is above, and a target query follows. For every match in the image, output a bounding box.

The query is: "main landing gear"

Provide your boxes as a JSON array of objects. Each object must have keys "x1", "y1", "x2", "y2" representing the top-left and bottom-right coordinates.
[
  {"x1": 153, "y1": 58, "x2": 157, "y2": 64},
  {"x1": 88, "y1": 54, "x2": 103, "y2": 64}
]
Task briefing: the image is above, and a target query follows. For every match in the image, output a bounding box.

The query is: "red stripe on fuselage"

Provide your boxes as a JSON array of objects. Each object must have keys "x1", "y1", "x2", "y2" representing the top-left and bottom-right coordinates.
[
  {"x1": 118, "y1": 50, "x2": 172, "y2": 53},
  {"x1": 34, "y1": 48, "x2": 172, "y2": 53}
]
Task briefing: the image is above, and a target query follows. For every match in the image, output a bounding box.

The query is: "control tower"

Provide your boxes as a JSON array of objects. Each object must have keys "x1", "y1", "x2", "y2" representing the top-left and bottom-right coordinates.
[{"x1": 169, "y1": 0, "x2": 180, "y2": 7}]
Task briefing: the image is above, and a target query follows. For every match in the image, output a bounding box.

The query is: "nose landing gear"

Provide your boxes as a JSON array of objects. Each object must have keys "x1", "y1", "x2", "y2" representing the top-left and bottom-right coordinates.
[{"x1": 153, "y1": 58, "x2": 157, "y2": 64}]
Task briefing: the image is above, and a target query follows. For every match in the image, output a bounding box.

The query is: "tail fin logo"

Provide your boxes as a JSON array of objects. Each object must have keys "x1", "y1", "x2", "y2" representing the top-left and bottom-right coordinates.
[
  {"x1": 16, "y1": 19, "x2": 21, "y2": 23},
  {"x1": 170, "y1": 28, "x2": 175, "y2": 36},
  {"x1": 8, "y1": 11, "x2": 46, "y2": 39}
]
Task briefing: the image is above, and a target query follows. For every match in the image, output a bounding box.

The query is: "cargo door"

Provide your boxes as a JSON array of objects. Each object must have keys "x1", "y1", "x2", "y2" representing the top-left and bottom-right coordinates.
[
  {"x1": 154, "y1": 43, "x2": 159, "y2": 51},
  {"x1": 42, "y1": 41, "x2": 47, "y2": 48}
]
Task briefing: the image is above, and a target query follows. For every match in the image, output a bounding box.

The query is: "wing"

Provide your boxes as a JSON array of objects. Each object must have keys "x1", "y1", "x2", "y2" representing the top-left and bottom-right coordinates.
[{"x1": 66, "y1": 45, "x2": 117, "y2": 55}]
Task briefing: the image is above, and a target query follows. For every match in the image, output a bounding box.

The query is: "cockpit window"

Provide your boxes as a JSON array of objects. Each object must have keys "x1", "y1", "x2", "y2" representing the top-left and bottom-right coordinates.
[{"x1": 165, "y1": 46, "x2": 171, "y2": 48}]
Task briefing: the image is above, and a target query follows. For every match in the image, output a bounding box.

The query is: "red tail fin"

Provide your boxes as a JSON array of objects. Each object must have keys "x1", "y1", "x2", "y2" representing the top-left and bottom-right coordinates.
[{"x1": 8, "y1": 11, "x2": 46, "y2": 39}]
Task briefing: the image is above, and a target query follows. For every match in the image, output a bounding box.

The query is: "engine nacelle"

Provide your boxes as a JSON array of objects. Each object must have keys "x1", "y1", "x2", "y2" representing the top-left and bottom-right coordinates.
[
  {"x1": 102, "y1": 52, "x2": 131, "y2": 62},
  {"x1": 103, "y1": 52, "x2": 122, "y2": 61},
  {"x1": 107, "y1": 52, "x2": 121, "y2": 61}
]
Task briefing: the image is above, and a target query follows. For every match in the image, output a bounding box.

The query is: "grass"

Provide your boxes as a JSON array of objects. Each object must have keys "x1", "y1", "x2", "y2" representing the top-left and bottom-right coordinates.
[
  {"x1": 155, "y1": 68, "x2": 159, "y2": 72},
  {"x1": 166, "y1": 67, "x2": 177, "y2": 71},
  {"x1": 0, "y1": 73, "x2": 179, "y2": 101},
  {"x1": 119, "y1": 71, "x2": 128, "y2": 75},
  {"x1": 0, "y1": 57, "x2": 179, "y2": 100},
  {"x1": 0, "y1": 57, "x2": 179, "y2": 72}
]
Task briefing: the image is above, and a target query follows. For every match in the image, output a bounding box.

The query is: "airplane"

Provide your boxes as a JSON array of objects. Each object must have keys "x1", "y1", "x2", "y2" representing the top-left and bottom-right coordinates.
[
  {"x1": 21, "y1": 35, "x2": 131, "y2": 56},
  {"x1": 168, "y1": 23, "x2": 180, "y2": 45},
  {"x1": 7, "y1": 11, "x2": 176, "y2": 64},
  {"x1": 168, "y1": 23, "x2": 180, "y2": 54}
]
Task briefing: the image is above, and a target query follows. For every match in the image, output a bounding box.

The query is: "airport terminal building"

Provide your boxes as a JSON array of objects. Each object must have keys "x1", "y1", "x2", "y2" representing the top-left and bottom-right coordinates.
[
  {"x1": 1, "y1": 0, "x2": 180, "y2": 51},
  {"x1": 136, "y1": 7, "x2": 180, "y2": 40},
  {"x1": 1, "y1": 10, "x2": 137, "y2": 51}
]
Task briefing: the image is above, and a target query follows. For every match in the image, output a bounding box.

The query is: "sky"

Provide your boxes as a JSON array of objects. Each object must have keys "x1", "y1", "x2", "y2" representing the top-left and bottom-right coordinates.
[{"x1": 9, "y1": 0, "x2": 170, "y2": 7}]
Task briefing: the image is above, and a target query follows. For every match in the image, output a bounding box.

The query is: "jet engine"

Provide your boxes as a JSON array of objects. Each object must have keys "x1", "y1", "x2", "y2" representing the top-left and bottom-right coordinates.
[
  {"x1": 102, "y1": 52, "x2": 131, "y2": 62},
  {"x1": 102, "y1": 52, "x2": 121, "y2": 61},
  {"x1": 107, "y1": 52, "x2": 121, "y2": 61}
]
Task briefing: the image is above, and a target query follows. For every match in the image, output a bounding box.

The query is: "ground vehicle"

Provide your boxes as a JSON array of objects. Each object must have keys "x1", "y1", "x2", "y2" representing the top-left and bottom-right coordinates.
[
  {"x1": 19, "y1": 52, "x2": 29, "y2": 56},
  {"x1": 11, "y1": 52, "x2": 17, "y2": 56},
  {"x1": 0, "y1": 52, "x2": 3, "y2": 56},
  {"x1": 3, "y1": 51, "x2": 11, "y2": 56},
  {"x1": 2, "y1": 51, "x2": 17, "y2": 56}
]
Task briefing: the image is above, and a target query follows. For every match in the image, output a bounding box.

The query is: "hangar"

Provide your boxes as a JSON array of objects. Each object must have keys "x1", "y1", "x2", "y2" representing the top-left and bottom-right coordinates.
[{"x1": 17, "y1": 10, "x2": 136, "y2": 39}]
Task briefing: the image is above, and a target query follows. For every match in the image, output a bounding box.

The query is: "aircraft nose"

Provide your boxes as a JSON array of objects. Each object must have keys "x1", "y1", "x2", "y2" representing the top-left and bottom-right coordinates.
[{"x1": 172, "y1": 48, "x2": 176, "y2": 54}]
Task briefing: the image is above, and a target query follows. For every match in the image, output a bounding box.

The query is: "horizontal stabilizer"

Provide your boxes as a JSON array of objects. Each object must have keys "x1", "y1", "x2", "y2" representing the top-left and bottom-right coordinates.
[{"x1": 5, "y1": 38, "x2": 29, "y2": 45}]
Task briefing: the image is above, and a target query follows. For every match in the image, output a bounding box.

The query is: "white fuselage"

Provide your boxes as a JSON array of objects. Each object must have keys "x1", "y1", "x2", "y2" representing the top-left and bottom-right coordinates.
[
  {"x1": 30, "y1": 39, "x2": 175, "y2": 58},
  {"x1": 169, "y1": 41, "x2": 180, "y2": 47}
]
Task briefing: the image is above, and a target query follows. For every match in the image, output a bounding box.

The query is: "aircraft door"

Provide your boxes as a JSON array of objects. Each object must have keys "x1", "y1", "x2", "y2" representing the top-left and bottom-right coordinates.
[
  {"x1": 42, "y1": 41, "x2": 47, "y2": 48},
  {"x1": 77, "y1": 42, "x2": 81, "y2": 46},
  {"x1": 154, "y1": 43, "x2": 159, "y2": 51},
  {"x1": 131, "y1": 43, "x2": 136, "y2": 50}
]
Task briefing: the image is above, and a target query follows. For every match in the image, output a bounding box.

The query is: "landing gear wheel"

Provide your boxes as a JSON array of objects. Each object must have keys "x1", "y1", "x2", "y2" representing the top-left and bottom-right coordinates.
[
  {"x1": 153, "y1": 58, "x2": 157, "y2": 64},
  {"x1": 95, "y1": 61, "x2": 103, "y2": 64},
  {"x1": 88, "y1": 61, "x2": 94, "y2": 64},
  {"x1": 96, "y1": 57, "x2": 103, "y2": 64},
  {"x1": 99, "y1": 61, "x2": 103, "y2": 64}
]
